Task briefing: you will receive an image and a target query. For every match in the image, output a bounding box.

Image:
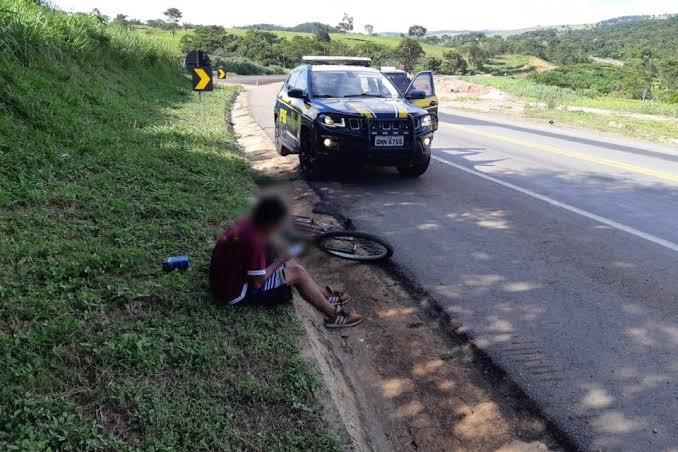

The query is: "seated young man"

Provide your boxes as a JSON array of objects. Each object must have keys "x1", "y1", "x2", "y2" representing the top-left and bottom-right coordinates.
[{"x1": 209, "y1": 196, "x2": 363, "y2": 328}]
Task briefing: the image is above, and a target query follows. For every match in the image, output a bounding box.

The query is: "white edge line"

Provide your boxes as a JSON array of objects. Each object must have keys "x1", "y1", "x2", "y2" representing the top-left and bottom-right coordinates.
[{"x1": 431, "y1": 155, "x2": 678, "y2": 253}]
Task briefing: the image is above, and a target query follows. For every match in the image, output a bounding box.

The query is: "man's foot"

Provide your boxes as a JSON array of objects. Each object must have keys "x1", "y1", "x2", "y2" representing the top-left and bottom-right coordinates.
[
  {"x1": 325, "y1": 307, "x2": 363, "y2": 328},
  {"x1": 326, "y1": 286, "x2": 351, "y2": 306}
]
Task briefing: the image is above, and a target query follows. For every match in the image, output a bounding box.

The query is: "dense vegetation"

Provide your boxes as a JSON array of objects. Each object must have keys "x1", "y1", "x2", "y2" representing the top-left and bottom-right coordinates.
[
  {"x1": 172, "y1": 15, "x2": 676, "y2": 102},
  {"x1": 0, "y1": 1, "x2": 339, "y2": 449},
  {"x1": 214, "y1": 56, "x2": 286, "y2": 75},
  {"x1": 241, "y1": 22, "x2": 338, "y2": 33},
  {"x1": 179, "y1": 26, "x2": 425, "y2": 69},
  {"x1": 424, "y1": 16, "x2": 676, "y2": 103},
  {"x1": 530, "y1": 64, "x2": 624, "y2": 97}
]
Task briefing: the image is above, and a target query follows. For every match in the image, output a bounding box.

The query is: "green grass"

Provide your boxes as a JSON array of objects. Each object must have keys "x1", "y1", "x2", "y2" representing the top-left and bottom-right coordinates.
[
  {"x1": 1, "y1": 1, "x2": 340, "y2": 449},
  {"x1": 462, "y1": 76, "x2": 678, "y2": 117},
  {"x1": 526, "y1": 108, "x2": 678, "y2": 142},
  {"x1": 132, "y1": 25, "x2": 191, "y2": 55}
]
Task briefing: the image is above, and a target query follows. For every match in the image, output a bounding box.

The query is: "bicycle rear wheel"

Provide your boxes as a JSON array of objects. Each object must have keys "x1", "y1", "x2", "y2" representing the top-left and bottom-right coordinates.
[{"x1": 314, "y1": 231, "x2": 394, "y2": 262}]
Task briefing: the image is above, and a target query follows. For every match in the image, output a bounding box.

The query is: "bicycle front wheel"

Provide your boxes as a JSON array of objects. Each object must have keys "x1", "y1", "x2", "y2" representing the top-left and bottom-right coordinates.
[{"x1": 314, "y1": 231, "x2": 394, "y2": 262}]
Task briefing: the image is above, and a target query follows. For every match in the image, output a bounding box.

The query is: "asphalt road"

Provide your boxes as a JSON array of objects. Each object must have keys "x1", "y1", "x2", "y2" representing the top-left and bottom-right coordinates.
[{"x1": 247, "y1": 82, "x2": 678, "y2": 451}]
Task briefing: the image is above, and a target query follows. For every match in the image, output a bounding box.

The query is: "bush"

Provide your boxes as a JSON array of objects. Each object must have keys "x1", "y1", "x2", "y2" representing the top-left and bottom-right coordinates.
[
  {"x1": 0, "y1": 0, "x2": 174, "y2": 68},
  {"x1": 419, "y1": 56, "x2": 441, "y2": 72},
  {"x1": 529, "y1": 64, "x2": 624, "y2": 95},
  {"x1": 439, "y1": 49, "x2": 467, "y2": 75},
  {"x1": 212, "y1": 56, "x2": 286, "y2": 75}
]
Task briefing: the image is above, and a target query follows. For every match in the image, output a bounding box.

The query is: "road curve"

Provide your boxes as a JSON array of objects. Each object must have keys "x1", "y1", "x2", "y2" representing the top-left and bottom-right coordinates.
[{"x1": 247, "y1": 81, "x2": 678, "y2": 451}]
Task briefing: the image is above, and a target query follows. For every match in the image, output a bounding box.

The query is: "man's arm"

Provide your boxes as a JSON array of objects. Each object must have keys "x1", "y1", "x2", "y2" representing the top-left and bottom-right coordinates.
[{"x1": 248, "y1": 253, "x2": 289, "y2": 289}]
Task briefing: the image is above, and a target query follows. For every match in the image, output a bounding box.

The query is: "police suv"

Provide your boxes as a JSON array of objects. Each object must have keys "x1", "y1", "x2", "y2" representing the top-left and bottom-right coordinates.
[{"x1": 274, "y1": 56, "x2": 437, "y2": 179}]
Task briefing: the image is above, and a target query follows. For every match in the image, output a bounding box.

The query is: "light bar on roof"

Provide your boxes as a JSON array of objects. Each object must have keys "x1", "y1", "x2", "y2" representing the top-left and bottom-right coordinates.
[{"x1": 302, "y1": 56, "x2": 372, "y2": 67}]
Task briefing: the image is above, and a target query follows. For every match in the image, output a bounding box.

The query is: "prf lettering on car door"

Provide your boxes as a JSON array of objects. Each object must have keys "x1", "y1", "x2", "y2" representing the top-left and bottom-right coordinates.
[
  {"x1": 287, "y1": 108, "x2": 300, "y2": 138},
  {"x1": 279, "y1": 107, "x2": 288, "y2": 124}
]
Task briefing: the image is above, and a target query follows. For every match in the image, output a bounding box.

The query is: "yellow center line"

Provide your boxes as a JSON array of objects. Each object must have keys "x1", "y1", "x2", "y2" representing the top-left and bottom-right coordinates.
[{"x1": 441, "y1": 123, "x2": 678, "y2": 184}]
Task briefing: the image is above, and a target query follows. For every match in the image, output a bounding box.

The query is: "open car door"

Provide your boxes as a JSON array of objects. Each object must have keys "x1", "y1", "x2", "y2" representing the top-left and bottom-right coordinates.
[{"x1": 405, "y1": 71, "x2": 438, "y2": 115}]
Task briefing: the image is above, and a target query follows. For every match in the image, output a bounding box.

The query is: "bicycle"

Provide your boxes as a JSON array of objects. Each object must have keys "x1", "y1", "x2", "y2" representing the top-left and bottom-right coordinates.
[{"x1": 289, "y1": 215, "x2": 394, "y2": 262}]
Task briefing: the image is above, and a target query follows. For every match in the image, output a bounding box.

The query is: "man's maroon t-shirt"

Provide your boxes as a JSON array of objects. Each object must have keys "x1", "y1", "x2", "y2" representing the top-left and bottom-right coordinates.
[{"x1": 209, "y1": 219, "x2": 267, "y2": 304}]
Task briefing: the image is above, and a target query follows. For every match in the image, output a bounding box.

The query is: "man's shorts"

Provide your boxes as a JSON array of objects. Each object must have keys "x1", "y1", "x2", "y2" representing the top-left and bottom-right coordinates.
[{"x1": 242, "y1": 266, "x2": 292, "y2": 306}]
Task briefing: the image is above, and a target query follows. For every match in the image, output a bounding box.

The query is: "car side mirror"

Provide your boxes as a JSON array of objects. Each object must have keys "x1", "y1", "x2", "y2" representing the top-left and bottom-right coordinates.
[
  {"x1": 406, "y1": 90, "x2": 426, "y2": 100},
  {"x1": 287, "y1": 88, "x2": 305, "y2": 99}
]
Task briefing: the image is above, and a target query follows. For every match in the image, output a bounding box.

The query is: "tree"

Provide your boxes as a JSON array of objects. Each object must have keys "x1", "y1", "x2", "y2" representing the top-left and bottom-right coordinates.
[
  {"x1": 181, "y1": 26, "x2": 242, "y2": 54},
  {"x1": 364, "y1": 24, "x2": 374, "y2": 35},
  {"x1": 146, "y1": 19, "x2": 166, "y2": 28},
  {"x1": 421, "y1": 55, "x2": 442, "y2": 72},
  {"x1": 463, "y1": 43, "x2": 487, "y2": 71},
  {"x1": 656, "y1": 58, "x2": 678, "y2": 99},
  {"x1": 112, "y1": 14, "x2": 129, "y2": 28},
  {"x1": 314, "y1": 24, "x2": 331, "y2": 43},
  {"x1": 395, "y1": 38, "x2": 424, "y2": 72},
  {"x1": 620, "y1": 67, "x2": 653, "y2": 100},
  {"x1": 163, "y1": 8, "x2": 182, "y2": 38},
  {"x1": 423, "y1": 35, "x2": 441, "y2": 45},
  {"x1": 238, "y1": 30, "x2": 283, "y2": 66},
  {"x1": 349, "y1": 41, "x2": 393, "y2": 66},
  {"x1": 336, "y1": 13, "x2": 353, "y2": 33},
  {"x1": 90, "y1": 8, "x2": 107, "y2": 24},
  {"x1": 439, "y1": 49, "x2": 467, "y2": 74},
  {"x1": 408, "y1": 25, "x2": 427, "y2": 38}
]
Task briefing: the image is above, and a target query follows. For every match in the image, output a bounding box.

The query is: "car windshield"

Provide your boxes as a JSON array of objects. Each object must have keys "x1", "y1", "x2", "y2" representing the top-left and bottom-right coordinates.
[
  {"x1": 384, "y1": 73, "x2": 410, "y2": 93},
  {"x1": 311, "y1": 70, "x2": 401, "y2": 99}
]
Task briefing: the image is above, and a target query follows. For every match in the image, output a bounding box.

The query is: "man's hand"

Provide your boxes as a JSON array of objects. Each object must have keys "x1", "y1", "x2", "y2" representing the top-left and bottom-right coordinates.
[
  {"x1": 275, "y1": 248, "x2": 291, "y2": 264},
  {"x1": 251, "y1": 250, "x2": 290, "y2": 289}
]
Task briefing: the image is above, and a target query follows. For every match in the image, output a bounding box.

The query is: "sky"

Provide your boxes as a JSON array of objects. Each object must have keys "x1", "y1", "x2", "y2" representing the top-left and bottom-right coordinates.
[{"x1": 53, "y1": 0, "x2": 676, "y2": 32}]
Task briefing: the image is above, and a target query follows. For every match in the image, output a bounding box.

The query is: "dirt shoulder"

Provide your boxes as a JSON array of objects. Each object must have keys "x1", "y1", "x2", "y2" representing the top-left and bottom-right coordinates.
[{"x1": 232, "y1": 90, "x2": 571, "y2": 451}]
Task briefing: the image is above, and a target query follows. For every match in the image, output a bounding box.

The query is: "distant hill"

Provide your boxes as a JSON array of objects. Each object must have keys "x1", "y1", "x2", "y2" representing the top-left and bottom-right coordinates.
[
  {"x1": 423, "y1": 14, "x2": 675, "y2": 38},
  {"x1": 240, "y1": 22, "x2": 337, "y2": 33},
  {"x1": 427, "y1": 29, "x2": 491, "y2": 37},
  {"x1": 508, "y1": 14, "x2": 677, "y2": 60},
  {"x1": 596, "y1": 14, "x2": 674, "y2": 26},
  {"x1": 238, "y1": 14, "x2": 675, "y2": 40}
]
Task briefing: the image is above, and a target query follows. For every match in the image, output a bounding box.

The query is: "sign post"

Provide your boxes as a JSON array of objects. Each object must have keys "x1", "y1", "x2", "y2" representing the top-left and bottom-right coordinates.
[
  {"x1": 186, "y1": 50, "x2": 213, "y2": 92},
  {"x1": 192, "y1": 67, "x2": 213, "y2": 92},
  {"x1": 185, "y1": 50, "x2": 213, "y2": 119}
]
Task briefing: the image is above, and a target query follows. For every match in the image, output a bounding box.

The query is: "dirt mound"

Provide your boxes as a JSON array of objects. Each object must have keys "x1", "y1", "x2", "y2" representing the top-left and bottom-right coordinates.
[{"x1": 436, "y1": 77, "x2": 492, "y2": 96}]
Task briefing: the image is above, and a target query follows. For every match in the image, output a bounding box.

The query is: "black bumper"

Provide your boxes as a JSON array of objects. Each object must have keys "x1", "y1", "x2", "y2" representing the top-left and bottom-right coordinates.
[{"x1": 312, "y1": 122, "x2": 434, "y2": 166}]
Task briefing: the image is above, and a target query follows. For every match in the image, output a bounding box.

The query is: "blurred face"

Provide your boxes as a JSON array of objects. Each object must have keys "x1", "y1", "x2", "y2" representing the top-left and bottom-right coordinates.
[{"x1": 259, "y1": 217, "x2": 286, "y2": 237}]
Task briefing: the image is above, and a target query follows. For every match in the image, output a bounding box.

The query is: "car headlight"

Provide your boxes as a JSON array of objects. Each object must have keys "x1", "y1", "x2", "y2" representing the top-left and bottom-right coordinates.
[
  {"x1": 319, "y1": 114, "x2": 346, "y2": 128},
  {"x1": 421, "y1": 115, "x2": 432, "y2": 128}
]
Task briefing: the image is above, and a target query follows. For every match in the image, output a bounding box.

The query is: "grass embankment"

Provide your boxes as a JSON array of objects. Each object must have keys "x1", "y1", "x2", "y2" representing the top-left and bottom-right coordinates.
[
  {"x1": 462, "y1": 76, "x2": 678, "y2": 141},
  {"x1": 0, "y1": 2, "x2": 339, "y2": 449}
]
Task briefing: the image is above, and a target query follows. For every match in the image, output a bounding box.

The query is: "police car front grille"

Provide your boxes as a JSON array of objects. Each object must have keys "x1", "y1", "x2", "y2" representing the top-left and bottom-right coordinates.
[{"x1": 369, "y1": 119, "x2": 412, "y2": 135}]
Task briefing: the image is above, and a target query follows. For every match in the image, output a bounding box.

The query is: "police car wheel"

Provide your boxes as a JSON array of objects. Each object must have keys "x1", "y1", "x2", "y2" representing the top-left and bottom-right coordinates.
[
  {"x1": 274, "y1": 120, "x2": 288, "y2": 156},
  {"x1": 397, "y1": 156, "x2": 430, "y2": 178},
  {"x1": 299, "y1": 133, "x2": 324, "y2": 180}
]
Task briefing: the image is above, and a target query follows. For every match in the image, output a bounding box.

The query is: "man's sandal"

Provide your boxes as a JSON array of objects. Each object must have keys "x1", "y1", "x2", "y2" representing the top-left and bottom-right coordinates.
[
  {"x1": 326, "y1": 286, "x2": 351, "y2": 306},
  {"x1": 324, "y1": 307, "x2": 363, "y2": 328}
]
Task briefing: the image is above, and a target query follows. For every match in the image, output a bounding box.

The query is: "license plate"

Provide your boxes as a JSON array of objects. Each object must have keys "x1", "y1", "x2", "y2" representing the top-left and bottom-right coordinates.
[{"x1": 374, "y1": 135, "x2": 404, "y2": 147}]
